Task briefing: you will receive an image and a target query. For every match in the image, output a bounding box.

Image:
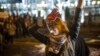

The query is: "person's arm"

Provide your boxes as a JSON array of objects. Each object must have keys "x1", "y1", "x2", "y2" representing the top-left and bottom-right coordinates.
[
  {"x1": 69, "y1": 0, "x2": 83, "y2": 39},
  {"x1": 28, "y1": 25, "x2": 49, "y2": 45}
]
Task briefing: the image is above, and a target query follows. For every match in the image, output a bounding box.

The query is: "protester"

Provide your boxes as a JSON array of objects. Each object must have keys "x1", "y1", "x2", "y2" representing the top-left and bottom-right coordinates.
[{"x1": 28, "y1": 0, "x2": 89, "y2": 56}]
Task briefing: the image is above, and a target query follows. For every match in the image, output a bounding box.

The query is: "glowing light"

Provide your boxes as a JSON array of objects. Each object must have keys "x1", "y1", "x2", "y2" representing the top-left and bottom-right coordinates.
[
  {"x1": 27, "y1": 5, "x2": 30, "y2": 8},
  {"x1": 48, "y1": 9, "x2": 52, "y2": 14},
  {"x1": 37, "y1": 4, "x2": 42, "y2": 7},
  {"x1": 1, "y1": 4, "x2": 7, "y2": 9},
  {"x1": 50, "y1": 30, "x2": 54, "y2": 33},
  {"x1": 41, "y1": 10, "x2": 45, "y2": 17},
  {"x1": 32, "y1": 10, "x2": 38, "y2": 17},
  {"x1": 57, "y1": 3, "x2": 62, "y2": 7},
  {"x1": 7, "y1": 4, "x2": 10, "y2": 7},
  {"x1": 23, "y1": 5, "x2": 27, "y2": 8},
  {"x1": 97, "y1": 1, "x2": 100, "y2": 4},
  {"x1": 37, "y1": 1, "x2": 47, "y2": 8},
  {"x1": 81, "y1": 16, "x2": 84, "y2": 23},
  {"x1": 92, "y1": 1, "x2": 96, "y2": 5},
  {"x1": 3, "y1": 6, "x2": 7, "y2": 8},
  {"x1": 75, "y1": 1, "x2": 78, "y2": 7},
  {"x1": 85, "y1": 13, "x2": 89, "y2": 16},
  {"x1": 16, "y1": 3, "x2": 19, "y2": 8},
  {"x1": 81, "y1": 10, "x2": 85, "y2": 23},
  {"x1": 89, "y1": 39, "x2": 96, "y2": 42},
  {"x1": 41, "y1": 1, "x2": 45, "y2": 4},
  {"x1": 70, "y1": 3, "x2": 75, "y2": 7},
  {"x1": 48, "y1": 0, "x2": 51, "y2": 2},
  {"x1": 16, "y1": 3, "x2": 19, "y2": 6}
]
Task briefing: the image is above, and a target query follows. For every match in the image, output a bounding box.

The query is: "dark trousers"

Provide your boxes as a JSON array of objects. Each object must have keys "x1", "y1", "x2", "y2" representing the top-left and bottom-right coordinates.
[{"x1": 4, "y1": 33, "x2": 13, "y2": 44}]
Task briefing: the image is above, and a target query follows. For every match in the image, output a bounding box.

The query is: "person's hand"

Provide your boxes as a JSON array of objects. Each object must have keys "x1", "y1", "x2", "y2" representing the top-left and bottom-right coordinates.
[{"x1": 77, "y1": 0, "x2": 83, "y2": 8}]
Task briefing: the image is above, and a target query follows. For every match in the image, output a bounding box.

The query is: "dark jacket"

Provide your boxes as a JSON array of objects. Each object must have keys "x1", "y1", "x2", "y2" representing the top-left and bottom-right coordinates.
[{"x1": 69, "y1": 8, "x2": 89, "y2": 56}]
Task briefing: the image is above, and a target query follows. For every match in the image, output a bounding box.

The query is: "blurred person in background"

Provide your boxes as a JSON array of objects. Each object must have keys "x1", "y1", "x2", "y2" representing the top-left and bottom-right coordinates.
[
  {"x1": 23, "y1": 14, "x2": 32, "y2": 37},
  {"x1": 13, "y1": 13, "x2": 21, "y2": 38},
  {"x1": 4, "y1": 15, "x2": 16, "y2": 44},
  {"x1": 37, "y1": 17, "x2": 44, "y2": 28}
]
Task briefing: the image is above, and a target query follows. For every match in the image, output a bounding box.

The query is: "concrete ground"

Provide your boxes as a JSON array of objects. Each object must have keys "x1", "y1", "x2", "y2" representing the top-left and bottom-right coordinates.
[{"x1": 1, "y1": 36, "x2": 46, "y2": 56}]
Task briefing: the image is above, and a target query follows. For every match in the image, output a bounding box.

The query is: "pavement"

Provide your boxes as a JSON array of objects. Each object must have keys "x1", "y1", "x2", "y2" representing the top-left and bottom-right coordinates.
[
  {"x1": 1, "y1": 36, "x2": 46, "y2": 56},
  {"x1": 1, "y1": 36, "x2": 100, "y2": 56}
]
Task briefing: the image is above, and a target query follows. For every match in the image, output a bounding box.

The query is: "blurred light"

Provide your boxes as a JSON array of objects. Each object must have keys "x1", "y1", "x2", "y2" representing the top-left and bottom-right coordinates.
[
  {"x1": 85, "y1": 13, "x2": 89, "y2": 16},
  {"x1": 70, "y1": 3, "x2": 74, "y2": 7},
  {"x1": 74, "y1": 1, "x2": 77, "y2": 7},
  {"x1": 27, "y1": 5, "x2": 30, "y2": 8},
  {"x1": 7, "y1": 4, "x2": 10, "y2": 7},
  {"x1": 32, "y1": 10, "x2": 38, "y2": 17},
  {"x1": 48, "y1": 9, "x2": 52, "y2": 14},
  {"x1": 41, "y1": 10, "x2": 45, "y2": 17},
  {"x1": 23, "y1": 4, "x2": 27, "y2": 8},
  {"x1": 92, "y1": 1, "x2": 96, "y2": 5},
  {"x1": 37, "y1": 1, "x2": 47, "y2": 8},
  {"x1": 63, "y1": 1, "x2": 70, "y2": 7},
  {"x1": 3, "y1": 5, "x2": 7, "y2": 9},
  {"x1": 51, "y1": 5, "x2": 55, "y2": 9},
  {"x1": 16, "y1": 3, "x2": 19, "y2": 8},
  {"x1": 1, "y1": 6, "x2": 3, "y2": 9},
  {"x1": 13, "y1": 10, "x2": 17, "y2": 15},
  {"x1": 1, "y1": 4, "x2": 7, "y2": 9},
  {"x1": 22, "y1": 0, "x2": 25, "y2": 4},
  {"x1": 16, "y1": 3, "x2": 19, "y2": 6},
  {"x1": 81, "y1": 10, "x2": 84, "y2": 23},
  {"x1": 41, "y1": 1, "x2": 47, "y2": 7},
  {"x1": 28, "y1": 11, "x2": 31, "y2": 15},
  {"x1": 41, "y1": 1, "x2": 45, "y2": 4},
  {"x1": 97, "y1": 1, "x2": 100, "y2": 4},
  {"x1": 37, "y1": 4, "x2": 42, "y2": 7},
  {"x1": 57, "y1": 3, "x2": 62, "y2": 7},
  {"x1": 89, "y1": 39, "x2": 96, "y2": 42},
  {"x1": 49, "y1": 0, "x2": 51, "y2": 2},
  {"x1": 81, "y1": 15, "x2": 84, "y2": 23},
  {"x1": 62, "y1": 12, "x2": 65, "y2": 21},
  {"x1": 50, "y1": 30, "x2": 54, "y2": 33}
]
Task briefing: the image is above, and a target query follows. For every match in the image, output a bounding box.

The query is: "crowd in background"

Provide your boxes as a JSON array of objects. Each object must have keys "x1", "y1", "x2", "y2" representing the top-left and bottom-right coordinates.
[{"x1": 0, "y1": 13, "x2": 45, "y2": 45}]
